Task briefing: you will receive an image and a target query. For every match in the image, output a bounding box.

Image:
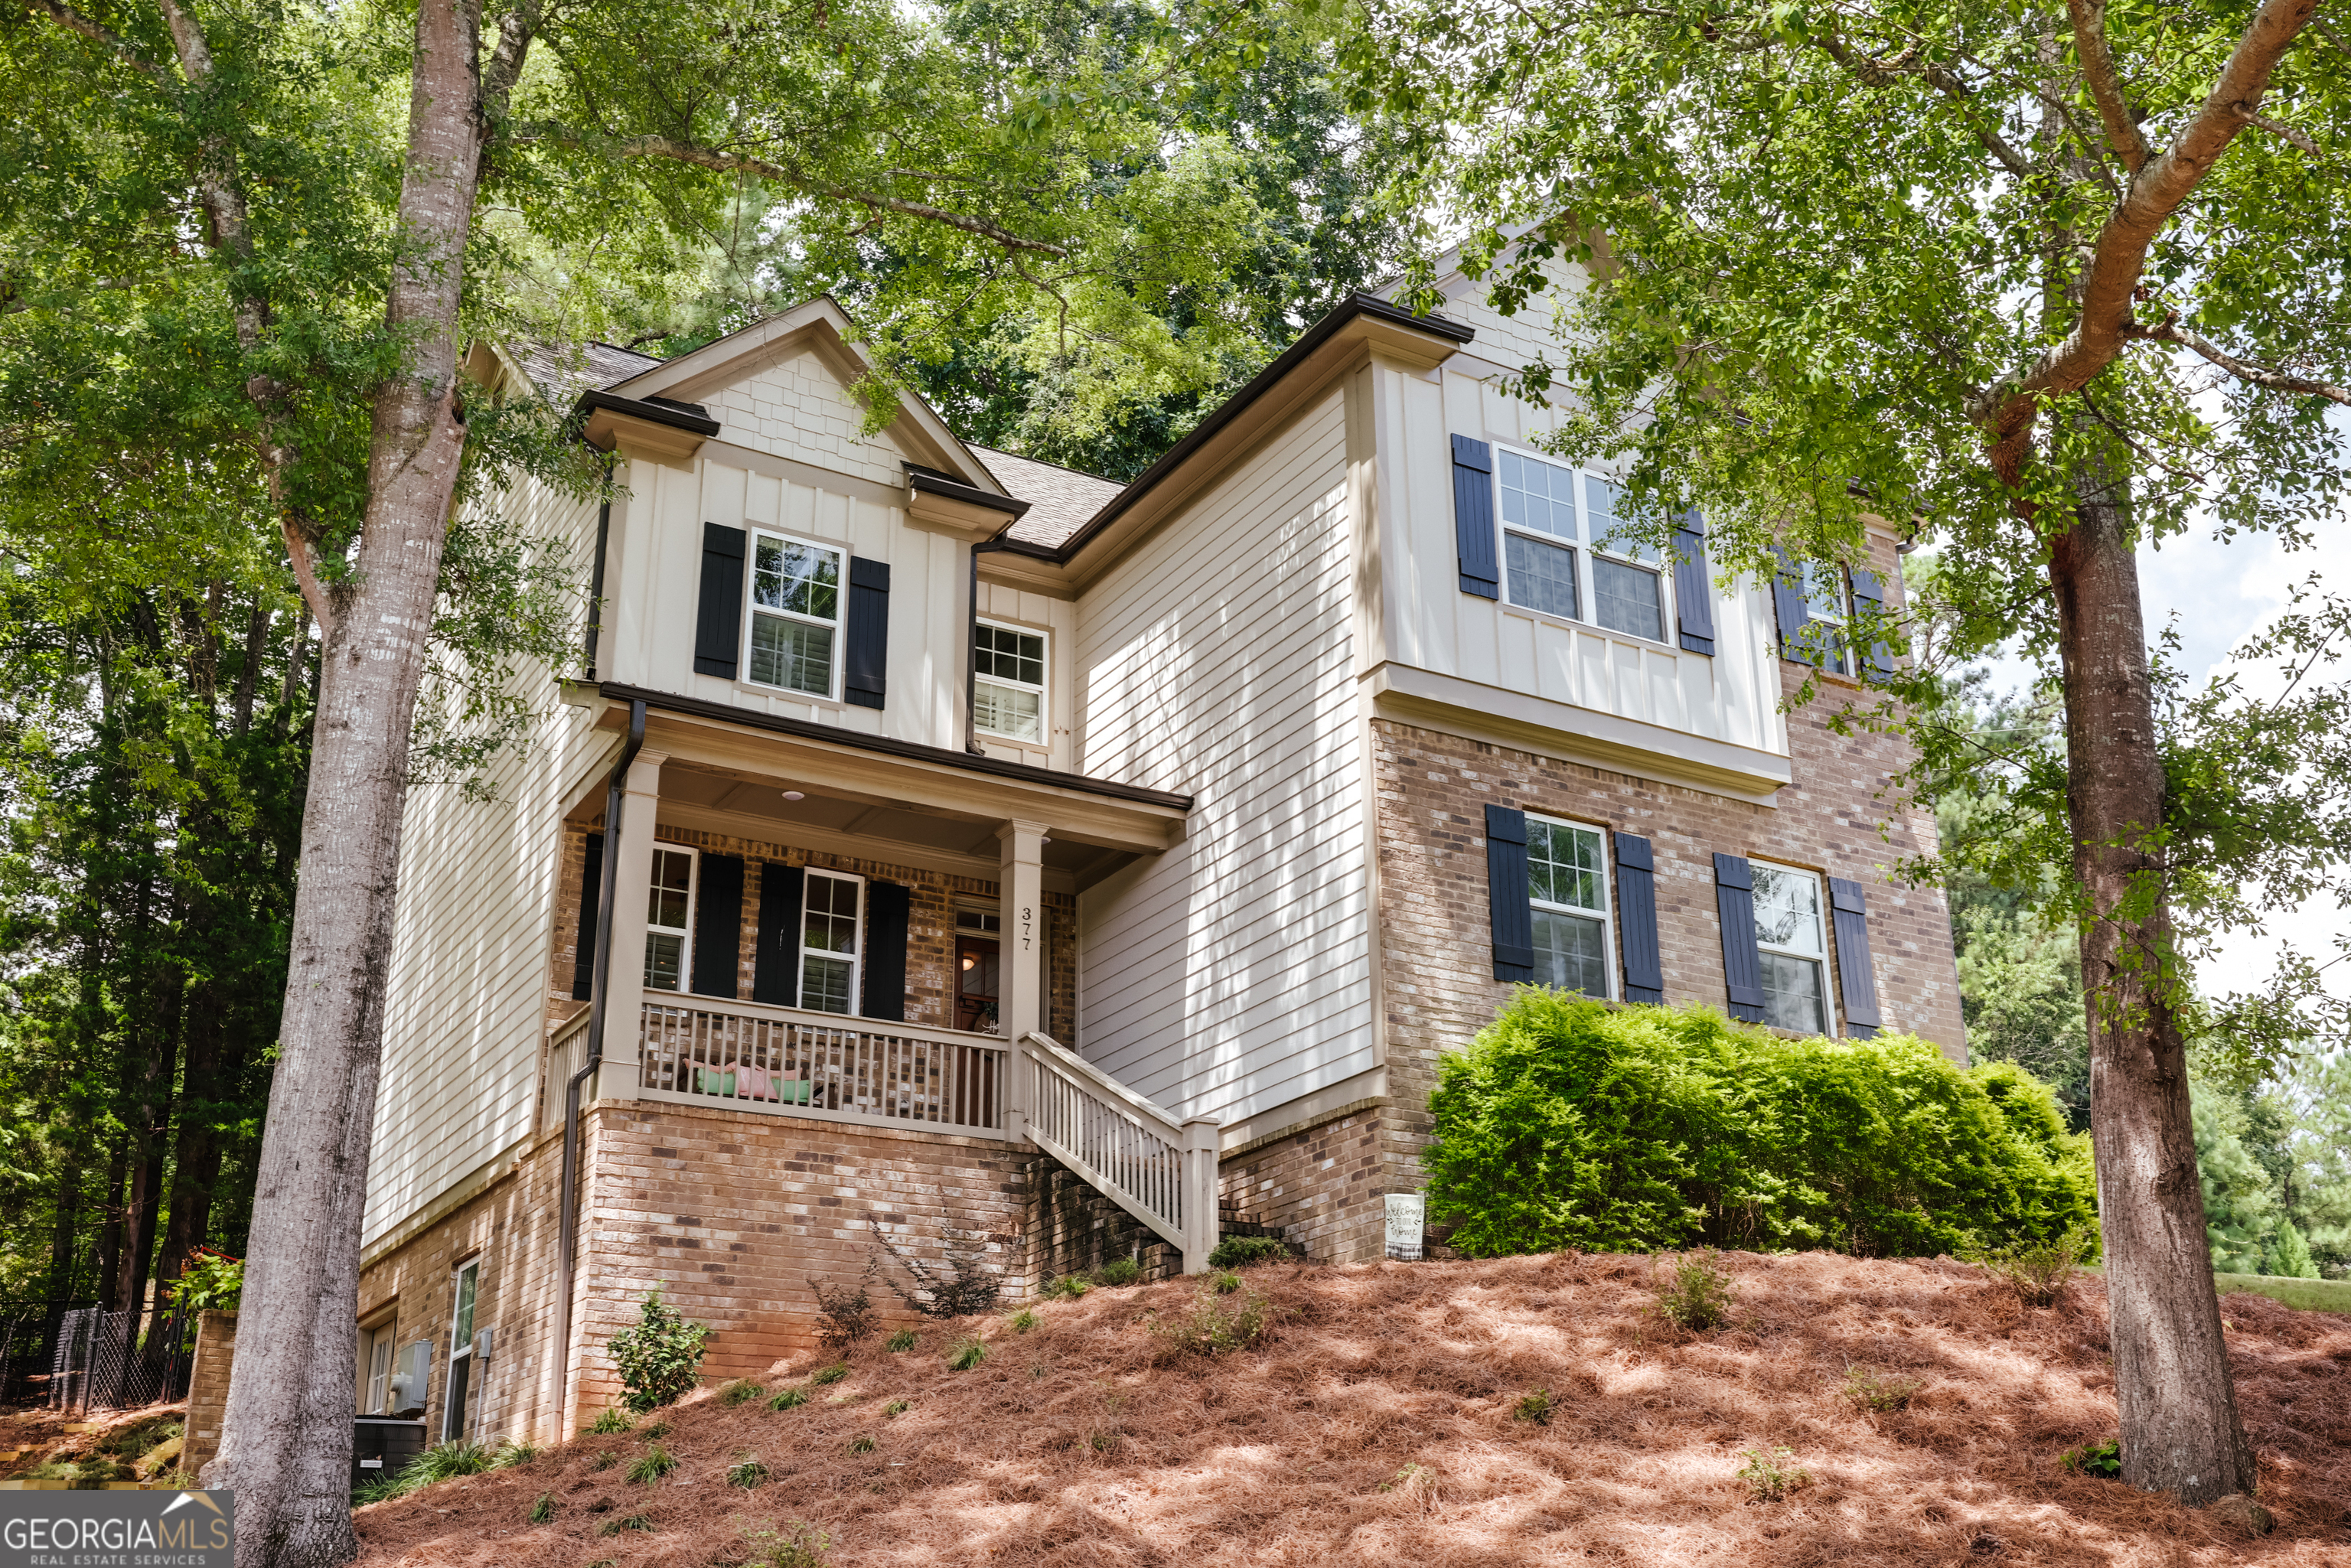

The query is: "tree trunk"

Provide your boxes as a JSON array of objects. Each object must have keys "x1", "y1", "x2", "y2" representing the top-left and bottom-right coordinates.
[
  {"x1": 93, "y1": 1140, "x2": 127, "y2": 1310},
  {"x1": 46, "y1": 1164, "x2": 83, "y2": 1302},
  {"x1": 206, "y1": 0, "x2": 490, "y2": 1560},
  {"x1": 2051, "y1": 470, "x2": 2256, "y2": 1503},
  {"x1": 156, "y1": 981, "x2": 228, "y2": 1293}
]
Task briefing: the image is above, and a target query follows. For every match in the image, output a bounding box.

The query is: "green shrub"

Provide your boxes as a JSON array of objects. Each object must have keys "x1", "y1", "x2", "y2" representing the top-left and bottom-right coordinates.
[
  {"x1": 2061, "y1": 1439, "x2": 2123, "y2": 1478},
  {"x1": 1841, "y1": 1363, "x2": 1923, "y2": 1411},
  {"x1": 351, "y1": 1439, "x2": 496, "y2": 1503},
  {"x1": 768, "y1": 1387, "x2": 810, "y2": 1411},
  {"x1": 1512, "y1": 1389, "x2": 1553, "y2": 1425},
  {"x1": 527, "y1": 1492, "x2": 556, "y2": 1524},
  {"x1": 885, "y1": 1328, "x2": 919, "y2": 1352},
  {"x1": 606, "y1": 1286, "x2": 711, "y2": 1413},
  {"x1": 1146, "y1": 1281, "x2": 1272, "y2": 1359},
  {"x1": 1096, "y1": 1257, "x2": 1142, "y2": 1287},
  {"x1": 1041, "y1": 1275, "x2": 1090, "y2": 1301},
  {"x1": 589, "y1": 1407, "x2": 633, "y2": 1435},
  {"x1": 1737, "y1": 1446, "x2": 1809, "y2": 1501},
  {"x1": 743, "y1": 1521, "x2": 832, "y2": 1568},
  {"x1": 1206, "y1": 1235, "x2": 1291, "y2": 1270},
  {"x1": 1427, "y1": 996, "x2": 2096, "y2": 1257},
  {"x1": 1966, "y1": 1224, "x2": 2097, "y2": 1306},
  {"x1": 1655, "y1": 1251, "x2": 1734, "y2": 1331}
]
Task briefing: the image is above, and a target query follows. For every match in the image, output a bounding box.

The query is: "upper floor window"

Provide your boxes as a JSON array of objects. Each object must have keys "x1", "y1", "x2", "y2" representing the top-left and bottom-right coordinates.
[
  {"x1": 801, "y1": 870, "x2": 864, "y2": 1014},
  {"x1": 644, "y1": 846, "x2": 695, "y2": 991},
  {"x1": 1527, "y1": 815, "x2": 1613, "y2": 999},
  {"x1": 973, "y1": 621, "x2": 1047, "y2": 744},
  {"x1": 748, "y1": 532, "x2": 841, "y2": 698},
  {"x1": 1497, "y1": 448, "x2": 1667, "y2": 643},
  {"x1": 1751, "y1": 862, "x2": 1829, "y2": 1034},
  {"x1": 1800, "y1": 562, "x2": 1855, "y2": 675}
]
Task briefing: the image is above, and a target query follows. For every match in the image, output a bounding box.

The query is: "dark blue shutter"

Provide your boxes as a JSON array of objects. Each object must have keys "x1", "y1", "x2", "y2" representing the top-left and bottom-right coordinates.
[
  {"x1": 1828, "y1": 876, "x2": 1884, "y2": 1036},
  {"x1": 1848, "y1": 567, "x2": 1894, "y2": 683},
  {"x1": 753, "y1": 862, "x2": 803, "y2": 1006},
  {"x1": 1671, "y1": 510, "x2": 1717, "y2": 656},
  {"x1": 1713, "y1": 853, "x2": 1766, "y2": 1022},
  {"x1": 1770, "y1": 546, "x2": 1813, "y2": 665},
  {"x1": 1484, "y1": 805, "x2": 1534, "y2": 983},
  {"x1": 1453, "y1": 435, "x2": 1500, "y2": 600},
  {"x1": 844, "y1": 556, "x2": 890, "y2": 710},
  {"x1": 1613, "y1": 833, "x2": 1664, "y2": 1004},
  {"x1": 570, "y1": 832, "x2": 604, "y2": 1001},
  {"x1": 691, "y1": 852, "x2": 745, "y2": 998},
  {"x1": 861, "y1": 880, "x2": 911, "y2": 1022},
  {"x1": 693, "y1": 523, "x2": 746, "y2": 679}
]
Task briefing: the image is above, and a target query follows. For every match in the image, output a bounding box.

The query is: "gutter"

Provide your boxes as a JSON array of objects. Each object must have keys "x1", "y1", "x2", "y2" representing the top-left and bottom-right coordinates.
[{"x1": 551, "y1": 696, "x2": 646, "y2": 1431}]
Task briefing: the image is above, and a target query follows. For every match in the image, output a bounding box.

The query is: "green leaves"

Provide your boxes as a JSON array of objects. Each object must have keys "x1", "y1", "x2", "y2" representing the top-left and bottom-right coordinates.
[{"x1": 606, "y1": 1286, "x2": 712, "y2": 1413}]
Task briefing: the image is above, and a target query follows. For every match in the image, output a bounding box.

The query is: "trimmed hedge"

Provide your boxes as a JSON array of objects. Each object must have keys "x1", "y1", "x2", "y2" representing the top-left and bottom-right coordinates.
[{"x1": 1427, "y1": 995, "x2": 2095, "y2": 1257}]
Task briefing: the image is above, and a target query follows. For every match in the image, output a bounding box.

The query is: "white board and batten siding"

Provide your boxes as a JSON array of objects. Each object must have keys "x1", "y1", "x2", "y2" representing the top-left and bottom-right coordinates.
[
  {"x1": 599, "y1": 346, "x2": 976, "y2": 757},
  {"x1": 1368, "y1": 266, "x2": 1789, "y2": 767},
  {"x1": 1074, "y1": 390, "x2": 1374, "y2": 1127},
  {"x1": 366, "y1": 483, "x2": 611, "y2": 1249},
  {"x1": 973, "y1": 579, "x2": 1077, "y2": 774}
]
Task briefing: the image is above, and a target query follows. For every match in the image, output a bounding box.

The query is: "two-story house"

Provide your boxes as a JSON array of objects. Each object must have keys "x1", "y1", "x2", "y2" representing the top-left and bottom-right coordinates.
[{"x1": 348, "y1": 271, "x2": 1966, "y2": 1446}]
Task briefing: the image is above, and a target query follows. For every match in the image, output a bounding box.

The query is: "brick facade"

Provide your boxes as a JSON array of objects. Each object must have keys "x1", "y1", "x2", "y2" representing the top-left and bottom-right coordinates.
[{"x1": 182, "y1": 1310, "x2": 236, "y2": 1482}]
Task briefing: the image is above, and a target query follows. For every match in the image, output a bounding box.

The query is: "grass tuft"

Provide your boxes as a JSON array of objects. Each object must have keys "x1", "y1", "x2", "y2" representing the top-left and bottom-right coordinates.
[
  {"x1": 742, "y1": 1521, "x2": 833, "y2": 1567},
  {"x1": 1841, "y1": 1363, "x2": 1923, "y2": 1412},
  {"x1": 768, "y1": 1387, "x2": 809, "y2": 1411},
  {"x1": 810, "y1": 1364, "x2": 849, "y2": 1386},
  {"x1": 947, "y1": 1335, "x2": 988, "y2": 1371},
  {"x1": 588, "y1": 1407, "x2": 633, "y2": 1434},
  {"x1": 1041, "y1": 1274, "x2": 1090, "y2": 1301},
  {"x1": 1512, "y1": 1388, "x2": 1554, "y2": 1425},
  {"x1": 727, "y1": 1451, "x2": 769, "y2": 1488},
  {"x1": 882, "y1": 1399, "x2": 909, "y2": 1417},
  {"x1": 1737, "y1": 1446, "x2": 1810, "y2": 1502},
  {"x1": 527, "y1": 1492, "x2": 556, "y2": 1524},
  {"x1": 597, "y1": 1510, "x2": 654, "y2": 1537},
  {"x1": 846, "y1": 1433, "x2": 876, "y2": 1455},
  {"x1": 1147, "y1": 1280, "x2": 1272, "y2": 1360},
  {"x1": 885, "y1": 1328, "x2": 918, "y2": 1352},
  {"x1": 719, "y1": 1378, "x2": 767, "y2": 1407},
  {"x1": 1097, "y1": 1257, "x2": 1142, "y2": 1287},
  {"x1": 1655, "y1": 1251, "x2": 1733, "y2": 1331},
  {"x1": 1008, "y1": 1307, "x2": 1038, "y2": 1333},
  {"x1": 624, "y1": 1444, "x2": 676, "y2": 1485}
]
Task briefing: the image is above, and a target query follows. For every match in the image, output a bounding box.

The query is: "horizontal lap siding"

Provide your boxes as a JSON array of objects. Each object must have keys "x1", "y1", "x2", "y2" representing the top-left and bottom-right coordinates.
[
  {"x1": 1074, "y1": 392, "x2": 1371, "y2": 1126},
  {"x1": 367, "y1": 482, "x2": 608, "y2": 1248}
]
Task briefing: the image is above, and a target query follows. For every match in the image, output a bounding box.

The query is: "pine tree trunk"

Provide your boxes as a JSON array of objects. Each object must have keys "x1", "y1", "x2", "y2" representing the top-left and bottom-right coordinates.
[
  {"x1": 204, "y1": 0, "x2": 489, "y2": 1560},
  {"x1": 2051, "y1": 473, "x2": 2256, "y2": 1503}
]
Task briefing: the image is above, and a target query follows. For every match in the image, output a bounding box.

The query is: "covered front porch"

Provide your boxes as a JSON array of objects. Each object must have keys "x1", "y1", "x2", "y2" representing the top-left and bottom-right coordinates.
[{"x1": 546, "y1": 686, "x2": 1221, "y2": 1274}]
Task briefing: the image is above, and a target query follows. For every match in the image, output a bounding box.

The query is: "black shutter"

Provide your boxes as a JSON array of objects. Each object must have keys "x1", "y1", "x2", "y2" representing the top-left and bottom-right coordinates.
[
  {"x1": 1484, "y1": 804, "x2": 1534, "y2": 983},
  {"x1": 753, "y1": 862, "x2": 803, "y2": 1007},
  {"x1": 1613, "y1": 833, "x2": 1665, "y2": 1004},
  {"x1": 861, "y1": 880, "x2": 911, "y2": 1022},
  {"x1": 1671, "y1": 510, "x2": 1717, "y2": 656},
  {"x1": 844, "y1": 556, "x2": 890, "y2": 710},
  {"x1": 1848, "y1": 567, "x2": 1894, "y2": 683},
  {"x1": 691, "y1": 852, "x2": 745, "y2": 998},
  {"x1": 1770, "y1": 546, "x2": 1813, "y2": 664},
  {"x1": 693, "y1": 523, "x2": 746, "y2": 680},
  {"x1": 1713, "y1": 853, "x2": 1766, "y2": 1023},
  {"x1": 1827, "y1": 876, "x2": 1885, "y2": 1037},
  {"x1": 570, "y1": 832, "x2": 604, "y2": 1001},
  {"x1": 1453, "y1": 435, "x2": 1500, "y2": 600}
]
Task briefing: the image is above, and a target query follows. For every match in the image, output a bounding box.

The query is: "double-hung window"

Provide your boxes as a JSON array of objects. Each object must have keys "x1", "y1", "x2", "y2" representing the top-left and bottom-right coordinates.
[
  {"x1": 1751, "y1": 862, "x2": 1831, "y2": 1034},
  {"x1": 973, "y1": 621, "x2": 1046, "y2": 744},
  {"x1": 1801, "y1": 562, "x2": 1854, "y2": 675},
  {"x1": 1496, "y1": 447, "x2": 1668, "y2": 642},
  {"x1": 1526, "y1": 815, "x2": 1614, "y2": 999},
  {"x1": 800, "y1": 870, "x2": 864, "y2": 1015},
  {"x1": 441, "y1": 1260, "x2": 479, "y2": 1443},
  {"x1": 747, "y1": 532, "x2": 843, "y2": 698},
  {"x1": 644, "y1": 846, "x2": 695, "y2": 992}
]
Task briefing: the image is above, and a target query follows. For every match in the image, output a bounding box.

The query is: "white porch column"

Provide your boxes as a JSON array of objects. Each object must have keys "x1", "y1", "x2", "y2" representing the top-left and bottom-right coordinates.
[
  {"x1": 597, "y1": 750, "x2": 666, "y2": 1100},
  {"x1": 996, "y1": 819, "x2": 1048, "y2": 1140}
]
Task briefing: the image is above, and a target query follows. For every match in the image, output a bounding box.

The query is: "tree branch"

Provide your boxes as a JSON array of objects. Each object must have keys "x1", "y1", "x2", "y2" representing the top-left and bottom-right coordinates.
[
  {"x1": 505, "y1": 123, "x2": 1071, "y2": 256},
  {"x1": 2248, "y1": 112, "x2": 2322, "y2": 154},
  {"x1": 1810, "y1": 32, "x2": 2034, "y2": 178},
  {"x1": 2066, "y1": 0, "x2": 2150, "y2": 172},
  {"x1": 279, "y1": 520, "x2": 336, "y2": 638},
  {"x1": 17, "y1": 0, "x2": 171, "y2": 83},
  {"x1": 2120, "y1": 317, "x2": 2351, "y2": 405},
  {"x1": 1965, "y1": 0, "x2": 2320, "y2": 478}
]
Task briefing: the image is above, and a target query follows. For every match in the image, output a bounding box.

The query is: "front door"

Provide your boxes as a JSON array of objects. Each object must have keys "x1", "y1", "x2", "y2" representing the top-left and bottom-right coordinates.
[{"x1": 957, "y1": 937, "x2": 1000, "y2": 1035}]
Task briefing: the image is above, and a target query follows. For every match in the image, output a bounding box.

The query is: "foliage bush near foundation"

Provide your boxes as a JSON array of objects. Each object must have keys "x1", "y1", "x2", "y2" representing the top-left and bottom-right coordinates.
[
  {"x1": 607, "y1": 1286, "x2": 711, "y2": 1413},
  {"x1": 1146, "y1": 1280, "x2": 1272, "y2": 1360},
  {"x1": 1655, "y1": 1251, "x2": 1734, "y2": 1330},
  {"x1": 1966, "y1": 1224, "x2": 2097, "y2": 1306},
  {"x1": 1427, "y1": 996, "x2": 2095, "y2": 1257},
  {"x1": 1206, "y1": 1235, "x2": 1291, "y2": 1270}
]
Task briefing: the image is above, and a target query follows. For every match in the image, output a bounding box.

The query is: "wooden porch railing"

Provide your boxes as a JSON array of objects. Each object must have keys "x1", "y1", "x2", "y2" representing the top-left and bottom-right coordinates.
[
  {"x1": 637, "y1": 999, "x2": 1010, "y2": 1136},
  {"x1": 1019, "y1": 1030, "x2": 1219, "y2": 1265}
]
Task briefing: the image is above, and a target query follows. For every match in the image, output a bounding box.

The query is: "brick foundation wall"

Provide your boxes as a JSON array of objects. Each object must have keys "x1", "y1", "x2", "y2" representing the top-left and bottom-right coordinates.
[
  {"x1": 183, "y1": 1310, "x2": 236, "y2": 1482},
  {"x1": 1024, "y1": 1157, "x2": 1182, "y2": 1284}
]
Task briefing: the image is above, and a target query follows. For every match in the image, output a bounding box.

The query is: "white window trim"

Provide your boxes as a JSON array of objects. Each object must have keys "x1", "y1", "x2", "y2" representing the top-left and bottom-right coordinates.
[
  {"x1": 442, "y1": 1259, "x2": 480, "y2": 1443},
  {"x1": 644, "y1": 843, "x2": 698, "y2": 994},
  {"x1": 1526, "y1": 812, "x2": 1617, "y2": 1002},
  {"x1": 1799, "y1": 562, "x2": 1856, "y2": 676},
  {"x1": 972, "y1": 618, "x2": 1049, "y2": 745},
  {"x1": 360, "y1": 1318, "x2": 396, "y2": 1415},
  {"x1": 1492, "y1": 443, "x2": 1673, "y2": 650},
  {"x1": 799, "y1": 868, "x2": 867, "y2": 1018},
  {"x1": 1750, "y1": 859, "x2": 1837, "y2": 1036},
  {"x1": 741, "y1": 528, "x2": 846, "y2": 702}
]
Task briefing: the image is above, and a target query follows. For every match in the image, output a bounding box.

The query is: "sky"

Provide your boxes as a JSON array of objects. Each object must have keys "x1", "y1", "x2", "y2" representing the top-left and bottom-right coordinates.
[{"x1": 1971, "y1": 521, "x2": 2350, "y2": 1004}]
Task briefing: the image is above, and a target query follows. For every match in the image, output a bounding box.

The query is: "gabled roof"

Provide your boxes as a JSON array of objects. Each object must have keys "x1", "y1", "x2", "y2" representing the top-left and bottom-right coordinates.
[{"x1": 970, "y1": 446, "x2": 1123, "y2": 550}]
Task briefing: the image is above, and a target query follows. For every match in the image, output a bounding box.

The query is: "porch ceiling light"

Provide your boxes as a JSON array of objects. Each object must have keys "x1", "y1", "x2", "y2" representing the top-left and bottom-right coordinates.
[{"x1": 782, "y1": 790, "x2": 805, "y2": 801}]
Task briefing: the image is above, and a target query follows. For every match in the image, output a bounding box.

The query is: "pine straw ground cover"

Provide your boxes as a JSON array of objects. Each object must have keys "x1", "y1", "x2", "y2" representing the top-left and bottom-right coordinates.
[{"x1": 353, "y1": 1252, "x2": 2351, "y2": 1566}]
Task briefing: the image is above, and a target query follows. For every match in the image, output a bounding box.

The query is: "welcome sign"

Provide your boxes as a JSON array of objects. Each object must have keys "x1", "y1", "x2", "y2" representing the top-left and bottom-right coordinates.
[{"x1": 1, "y1": 1491, "x2": 233, "y2": 1568}]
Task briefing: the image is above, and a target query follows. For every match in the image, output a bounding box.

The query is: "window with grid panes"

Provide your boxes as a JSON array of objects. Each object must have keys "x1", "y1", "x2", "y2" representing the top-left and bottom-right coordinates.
[
  {"x1": 1496, "y1": 448, "x2": 1668, "y2": 642},
  {"x1": 747, "y1": 533, "x2": 842, "y2": 696},
  {"x1": 1800, "y1": 562, "x2": 1855, "y2": 675},
  {"x1": 1527, "y1": 816, "x2": 1614, "y2": 999},
  {"x1": 973, "y1": 621, "x2": 1046, "y2": 743},
  {"x1": 644, "y1": 846, "x2": 694, "y2": 991},
  {"x1": 800, "y1": 871, "x2": 863, "y2": 1014},
  {"x1": 1751, "y1": 862, "x2": 1831, "y2": 1034}
]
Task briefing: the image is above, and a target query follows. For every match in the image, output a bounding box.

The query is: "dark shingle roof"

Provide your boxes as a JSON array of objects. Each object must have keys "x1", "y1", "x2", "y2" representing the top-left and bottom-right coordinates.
[
  {"x1": 970, "y1": 445, "x2": 1121, "y2": 549},
  {"x1": 514, "y1": 341, "x2": 666, "y2": 401}
]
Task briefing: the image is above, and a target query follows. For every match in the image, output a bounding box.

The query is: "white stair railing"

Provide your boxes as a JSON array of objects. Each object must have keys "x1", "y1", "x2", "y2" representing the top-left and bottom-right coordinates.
[{"x1": 1019, "y1": 1031, "x2": 1219, "y2": 1271}]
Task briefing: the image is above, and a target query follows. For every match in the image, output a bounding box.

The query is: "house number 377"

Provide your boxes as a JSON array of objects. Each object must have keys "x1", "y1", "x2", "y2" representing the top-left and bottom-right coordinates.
[{"x1": 1021, "y1": 906, "x2": 1033, "y2": 950}]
